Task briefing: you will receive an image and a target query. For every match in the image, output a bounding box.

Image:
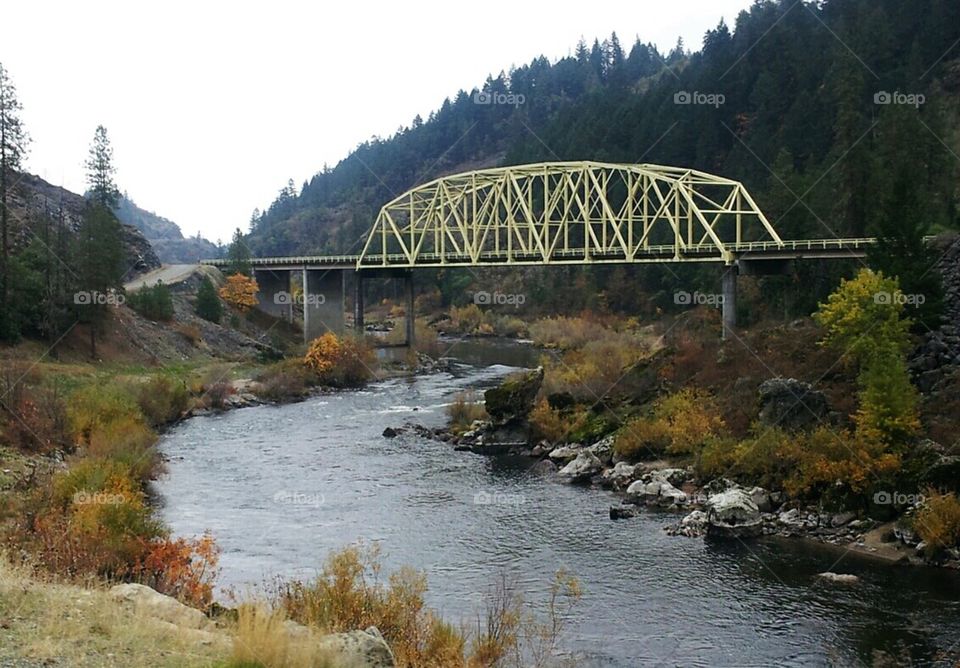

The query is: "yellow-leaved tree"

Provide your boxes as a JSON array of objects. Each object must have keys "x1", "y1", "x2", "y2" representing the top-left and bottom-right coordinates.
[
  {"x1": 218, "y1": 273, "x2": 259, "y2": 313},
  {"x1": 814, "y1": 268, "x2": 919, "y2": 444}
]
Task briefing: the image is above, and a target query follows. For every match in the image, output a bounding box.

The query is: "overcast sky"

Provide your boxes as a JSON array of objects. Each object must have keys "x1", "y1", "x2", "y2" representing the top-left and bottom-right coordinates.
[{"x1": 2, "y1": 0, "x2": 755, "y2": 245}]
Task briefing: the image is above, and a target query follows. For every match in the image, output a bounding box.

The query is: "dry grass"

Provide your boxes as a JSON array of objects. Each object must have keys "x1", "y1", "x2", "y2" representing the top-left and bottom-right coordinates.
[
  {"x1": 0, "y1": 557, "x2": 227, "y2": 667},
  {"x1": 228, "y1": 604, "x2": 339, "y2": 668},
  {"x1": 447, "y1": 390, "x2": 488, "y2": 433},
  {"x1": 915, "y1": 490, "x2": 960, "y2": 552}
]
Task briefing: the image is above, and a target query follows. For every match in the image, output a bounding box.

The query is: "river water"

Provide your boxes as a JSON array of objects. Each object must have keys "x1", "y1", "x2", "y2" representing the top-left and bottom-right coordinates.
[{"x1": 157, "y1": 338, "x2": 960, "y2": 667}]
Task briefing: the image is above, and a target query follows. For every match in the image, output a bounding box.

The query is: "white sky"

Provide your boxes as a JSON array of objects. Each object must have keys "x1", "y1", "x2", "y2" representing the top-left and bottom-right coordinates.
[{"x1": 2, "y1": 0, "x2": 755, "y2": 245}]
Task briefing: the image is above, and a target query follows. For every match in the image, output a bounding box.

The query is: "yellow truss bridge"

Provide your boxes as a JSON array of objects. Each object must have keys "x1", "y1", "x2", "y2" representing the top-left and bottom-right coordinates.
[{"x1": 203, "y1": 161, "x2": 877, "y2": 342}]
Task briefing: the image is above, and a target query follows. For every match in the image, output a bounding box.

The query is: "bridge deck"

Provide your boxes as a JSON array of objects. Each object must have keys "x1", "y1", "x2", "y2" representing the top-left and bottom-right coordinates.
[{"x1": 201, "y1": 238, "x2": 877, "y2": 271}]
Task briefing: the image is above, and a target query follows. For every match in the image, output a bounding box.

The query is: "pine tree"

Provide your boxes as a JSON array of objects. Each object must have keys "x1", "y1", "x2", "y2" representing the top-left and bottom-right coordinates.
[
  {"x1": 0, "y1": 62, "x2": 30, "y2": 339},
  {"x1": 196, "y1": 275, "x2": 223, "y2": 324},
  {"x1": 227, "y1": 227, "x2": 252, "y2": 276},
  {"x1": 86, "y1": 125, "x2": 119, "y2": 208}
]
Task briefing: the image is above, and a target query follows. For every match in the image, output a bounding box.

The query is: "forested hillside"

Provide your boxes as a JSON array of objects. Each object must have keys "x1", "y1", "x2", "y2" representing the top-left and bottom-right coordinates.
[
  {"x1": 114, "y1": 194, "x2": 221, "y2": 263},
  {"x1": 246, "y1": 0, "x2": 960, "y2": 318}
]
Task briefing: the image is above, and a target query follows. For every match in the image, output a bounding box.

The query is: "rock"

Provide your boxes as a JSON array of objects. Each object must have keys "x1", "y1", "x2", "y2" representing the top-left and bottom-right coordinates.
[
  {"x1": 483, "y1": 367, "x2": 543, "y2": 424},
  {"x1": 626, "y1": 478, "x2": 687, "y2": 507},
  {"x1": 609, "y1": 504, "x2": 639, "y2": 520},
  {"x1": 548, "y1": 444, "x2": 583, "y2": 462},
  {"x1": 600, "y1": 462, "x2": 639, "y2": 489},
  {"x1": 317, "y1": 625, "x2": 396, "y2": 667},
  {"x1": 831, "y1": 511, "x2": 856, "y2": 527},
  {"x1": 778, "y1": 507, "x2": 805, "y2": 529},
  {"x1": 647, "y1": 467, "x2": 690, "y2": 487},
  {"x1": 558, "y1": 451, "x2": 603, "y2": 483},
  {"x1": 701, "y1": 478, "x2": 738, "y2": 496},
  {"x1": 816, "y1": 572, "x2": 859, "y2": 584},
  {"x1": 706, "y1": 489, "x2": 762, "y2": 538},
  {"x1": 757, "y1": 378, "x2": 829, "y2": 431},
  {"x1": 530, "y1": 442, "x2": 549, "y2": 456},
  {"x1": 382, "y1": 427, "x2": 398, "y2": 438},
  {"x1": 586, "y1": 434, "x2": 615, "y2": 464},
  {"x1": 531, "y1": 459, "x2": 558, "y2": 475},
  {"x1": 109, "y1": 583, "x2": 210, "y2": 630},
  {"x1": 667, "y1": 509, "x2": 709, "y2": 537},
  {"x1": 746, "y1": 486, "x2": 772, "y2": 513}
]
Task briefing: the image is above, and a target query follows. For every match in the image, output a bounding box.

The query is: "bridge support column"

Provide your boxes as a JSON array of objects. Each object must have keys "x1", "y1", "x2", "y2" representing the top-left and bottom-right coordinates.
[
  {"x1": 302, "y1": 268, "x2": 345, "y2": 343},
  {"x1": 404, "y1": 271, "x2": 415, "y2": 348},
  {"x1": 353, "y1": 274, "x2": 364, "y2": 336},
  {"x1": 722, "y1": 267, "x2": 737, "y2": 340},
  {"x1": 254, "y1": 269, "x2": 292, "y2": 321}
]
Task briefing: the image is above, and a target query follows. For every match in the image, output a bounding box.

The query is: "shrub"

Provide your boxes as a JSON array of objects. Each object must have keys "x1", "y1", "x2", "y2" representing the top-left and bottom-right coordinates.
[
  {"x1": 219, "y1": 273, "x2": 259, "y2": 312},
  {"x1": 255, "y1": 359, "x2": 316, "y2": 402},
  {"x1": 203, "y1": 380, "x2": 233, "y2": 410},
  {"x1": 86, "y1": 415, "x2": 162, "y2": 483},
  {"x1": 914, "y1": 490, "x2": 960, "y2": 552},
  {"x1": 228, "y1": 604, "x2": 335, "y2": 668},
  {"x1": 528, "y1": 398, "x2": 569, "y2": 443},
  {"x1": 135, "y1": 375, "x2": 190, "y2": 427},
  {"x1": 447, "y1": 390, "x2": 487, "y2": 433},
  {"x1": 0, "y1": 380, "x2": 70, "y2": 453},
  {"x1": 614, "y1": 389, "x2": 724, "y2": 461},
  {"x1": 127, "y1": 281, "x2": 174, "y2": 321},
  {"x1": 529, "y1": 316, "x2": 610, "y2": 349},
  {"x1": 135, "y1": 533, "x2": 221, "y2": 610},
  {"x1": 174, "y1": 322, "x2": 202, "y2": 345},
  {"x1": 304, "y1": 333, "x2": 374, "y2": 387},
  {"x1": 67, "y1": 383, "x2": 142, "y2": 444},
  {"x1": 195, "y1": 275, "x2": 223, "y2": 323}
]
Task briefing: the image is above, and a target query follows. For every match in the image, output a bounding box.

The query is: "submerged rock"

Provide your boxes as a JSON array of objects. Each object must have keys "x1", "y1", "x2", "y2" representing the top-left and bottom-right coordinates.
[
  {"x1": 816, "y1": 572, "x2": 860, "y2": 584},
  {"x1": 609, "y1": 504, "x2": 639, "y2": 520},
  {"x1": 667, "y1": 509, "x2": 709, "y2": 537},
  {"x1": 706, "y1": 489, "x2": 762, "y2": 538}
]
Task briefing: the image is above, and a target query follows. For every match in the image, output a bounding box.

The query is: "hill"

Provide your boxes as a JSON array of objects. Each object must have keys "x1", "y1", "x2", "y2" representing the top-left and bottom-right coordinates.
[
  {"x1": 243, "y1": 0, "x2": 960, "y2": 317},
  {"x1": 114, "y1": 194, "x2": 222, "y2": 263}
]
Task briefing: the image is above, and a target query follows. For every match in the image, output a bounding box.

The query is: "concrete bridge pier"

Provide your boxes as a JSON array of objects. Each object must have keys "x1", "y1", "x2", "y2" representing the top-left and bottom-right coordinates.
[
  {"x1": 254, "y1": 269, "x2": 293, "y2": 321},
  {"x1": 353, "y1": 270, "x2": 415, "y2": 348},
  {"x1": 721, "y1": 267, "x2": 737, "y2": 340},
  {"x1": 302, "y1": 268, "x2": 345, "y2": 343}
]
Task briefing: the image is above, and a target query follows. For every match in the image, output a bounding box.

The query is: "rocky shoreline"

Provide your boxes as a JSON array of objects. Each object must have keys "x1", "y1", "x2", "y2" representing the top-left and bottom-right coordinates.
[{"x1": 386, "y1": 367, "x2": 960, "y2": 573}]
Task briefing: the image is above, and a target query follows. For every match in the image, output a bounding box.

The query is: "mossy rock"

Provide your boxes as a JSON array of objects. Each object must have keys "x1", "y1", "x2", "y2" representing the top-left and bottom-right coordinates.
[{"x1": 484, "y1": 367, "x2": 543, "y2": 424}]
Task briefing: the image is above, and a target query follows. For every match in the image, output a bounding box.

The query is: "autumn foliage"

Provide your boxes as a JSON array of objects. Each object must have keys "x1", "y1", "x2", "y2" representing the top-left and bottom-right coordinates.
[
  {"x1": 303, "y1": 333, "x2": 374, "y2": 387},
  {"x1": 218, "y1": 272, "x2": 259, "y2": 312}
]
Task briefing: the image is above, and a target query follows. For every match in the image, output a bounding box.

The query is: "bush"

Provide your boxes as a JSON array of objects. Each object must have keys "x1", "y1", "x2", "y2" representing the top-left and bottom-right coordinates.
[
  {"x1": 614, "y1": 389, "x2": 724, "y2": 461},
  {"x1": 255, "y1": 359, "x2": 316, "y2": 402},
  {"x1": 220, "y1": 273, "x2": 259, "y2": 312},
  {"x1": 915, "y1": 490, "x2": 960, "y2": 552},
  {"x1": 195, "y1": 275, "x2": 223, "y2": 323},
  {"x1": 304, "y1": 333, "x2": 375, "y2": 387},
  {"x1": 67, "y1": 383, "x2": 142, "y2": 444},
  {"x1": 127, "y1": 281, "x2": 174, "y2": 321},
  {"x1": 86, "y1": 415, "x2": 162, "y2": 483},
  {"x1": 447, "y1": 390, "x2": 487, "y2": 432},
  {"x1": 135, "y1": 375, "x2": 190, "y2": 427},
  {"x1": 528, "y1": 398, "x2": 569, "y2": 443},
  {"x1": 0, "y1": 368, "x2": 70, "y2": 453},
  {"x1": 529, "y1": 316, "x2": 610, "y2": 349},
  {"x1": 228, "y1": 604, "x2": 336, "y2": 668}
]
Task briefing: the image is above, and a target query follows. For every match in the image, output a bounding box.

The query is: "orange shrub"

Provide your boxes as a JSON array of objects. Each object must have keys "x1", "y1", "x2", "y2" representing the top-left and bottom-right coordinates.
[
  {"x1": 914, "y1": 490, "x2": 960, "y2": 552},
  {"x1": 134, "y1": 533, "x2": 221, "y2": 609},
  {"x1": 304, "y1": 333, "x2": 375, "y2": 387},
  {"x1": 219, "y1": 273, "x2": 259, "y2": 312}
]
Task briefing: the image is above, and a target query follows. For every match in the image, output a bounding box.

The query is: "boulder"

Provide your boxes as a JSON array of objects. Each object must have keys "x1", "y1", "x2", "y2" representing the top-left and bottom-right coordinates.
[
  {"x1": 600, "y1": 462, "x2": 639, "y2": 489},
  {"x1": 586, "y1": 435, "x2": 615, "y2": 464},
  {"x1": 109, "y1": 583, "x2": 210, "y2": 630},
  {"x1": 548, "y1": 444, "x2": 583, "y2": 463},
  {"x1": 558, "y1": 451, "x2": 603, "y2": 483},
  {"x1": 317, "y1": 625, "x2": 396, "y2": 667},
  {"x1": 626, "y1": 478, "x2": 687, "y2": 507},
  {"x1": 382, "y1": 427, "x2": 398, "y2": 438},
  {"x1": 706, "y1": 489, "x2": 762, "y2": 538},
  {"x1": 484, "y1": 367, "x2": 544, "y2": 424},
  {"x1": 757, "y1": 378, "x2": 829, "y2": 431},
  {"x1": 667, "y1": 509, "x2": 709, "y2": 537},
  {"x1": 609, "y1": 504, "x2": 639, "y2": 520},
  {"x1": 746, "y1": 486, "x2": 773, "y2": 513},
  {"x1": 647, "y1": 467, "x2": 690, "y2": 487}
]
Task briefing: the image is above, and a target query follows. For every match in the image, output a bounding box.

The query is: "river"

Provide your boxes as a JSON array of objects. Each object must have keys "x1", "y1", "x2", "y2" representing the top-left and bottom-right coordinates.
[{"x1": 156, "y1": 338, "x2": 960, "y2": 667}]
